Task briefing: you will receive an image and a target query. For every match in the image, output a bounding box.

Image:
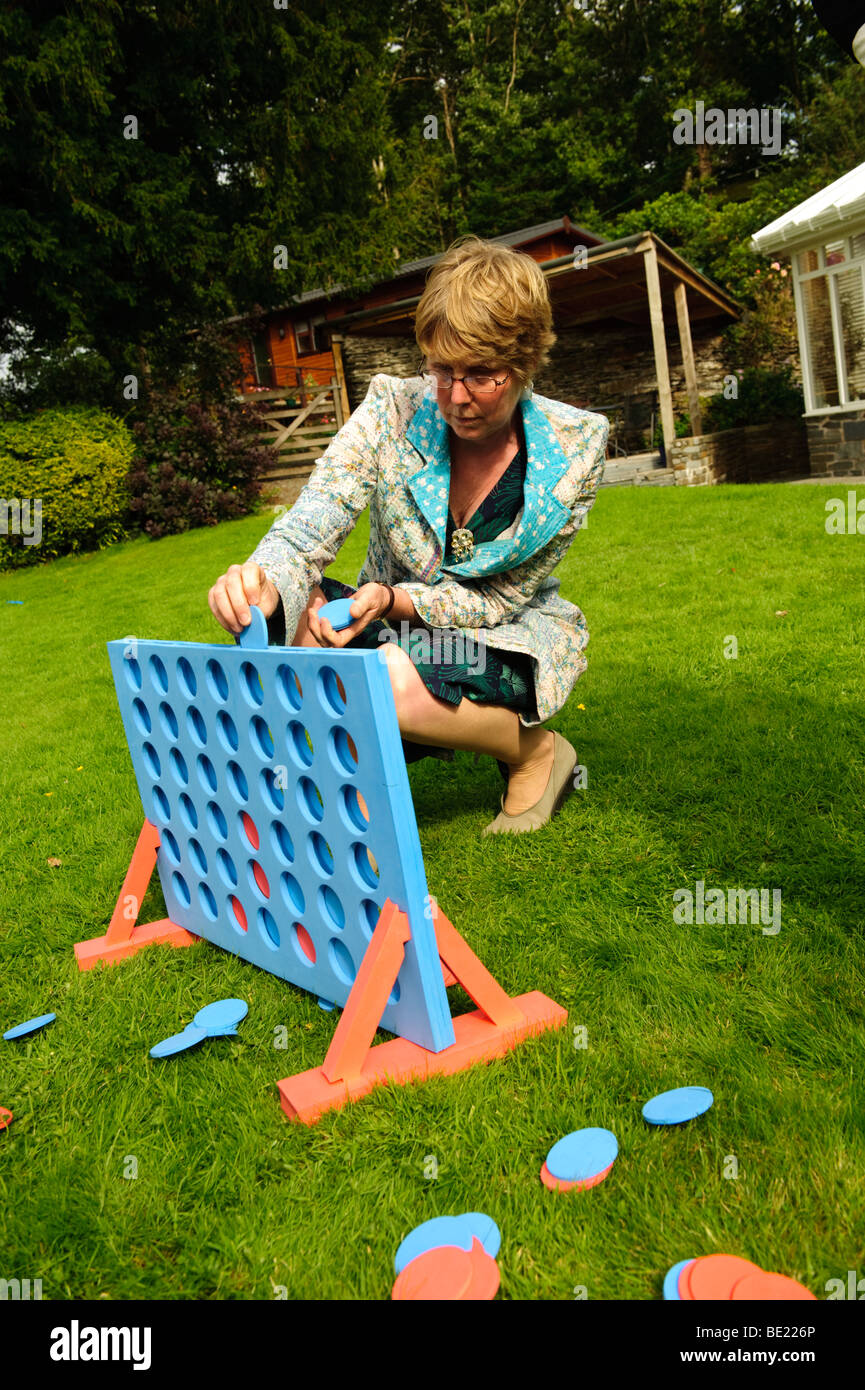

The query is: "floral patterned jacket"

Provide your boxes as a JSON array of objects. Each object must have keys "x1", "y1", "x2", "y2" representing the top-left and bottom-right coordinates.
[{"x1": 247, "y1": 373, "x2": 608, "y2": 726}]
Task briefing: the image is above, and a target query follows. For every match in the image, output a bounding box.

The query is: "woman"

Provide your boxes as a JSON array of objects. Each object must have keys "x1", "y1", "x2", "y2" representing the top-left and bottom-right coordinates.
[{"x1": 208, "y1": 235, "x2": 608, "y2": 835}]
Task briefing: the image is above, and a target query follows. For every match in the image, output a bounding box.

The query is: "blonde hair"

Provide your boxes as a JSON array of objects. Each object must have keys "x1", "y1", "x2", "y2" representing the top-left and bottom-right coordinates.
[{"x1": 414, "y1": 234, "x2": 556, "y2": 390}]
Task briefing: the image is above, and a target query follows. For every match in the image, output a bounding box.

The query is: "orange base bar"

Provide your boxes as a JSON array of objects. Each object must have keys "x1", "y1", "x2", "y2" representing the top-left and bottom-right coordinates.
[
  {"x1": 74, "y1": 917, "x2": 198, "y2": 971},
  {"x1": 278, "y1": 990, "x2": 567, "y2": 1124}
]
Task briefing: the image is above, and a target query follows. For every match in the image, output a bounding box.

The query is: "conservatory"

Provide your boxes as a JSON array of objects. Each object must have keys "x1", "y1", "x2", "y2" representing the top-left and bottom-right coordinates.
[{"x1": 751, "y1": 160, "x2": 865, "y2": 477}]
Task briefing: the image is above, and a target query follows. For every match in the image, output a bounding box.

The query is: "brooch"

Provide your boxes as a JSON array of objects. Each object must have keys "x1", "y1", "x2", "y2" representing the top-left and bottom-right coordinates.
[{"x1": 451, "y1": 527, "x2": 475, "y2": 561}]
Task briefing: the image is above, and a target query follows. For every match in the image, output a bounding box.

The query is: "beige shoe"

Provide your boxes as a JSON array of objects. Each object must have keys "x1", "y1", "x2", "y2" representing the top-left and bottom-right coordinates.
[{"x1": 481, "y1": 731, "x2": 577, "y2": 836}]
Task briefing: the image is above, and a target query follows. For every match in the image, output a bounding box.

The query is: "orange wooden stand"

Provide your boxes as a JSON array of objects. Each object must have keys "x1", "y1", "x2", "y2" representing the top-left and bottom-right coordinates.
[
  {"x1": 74, "y1": 819, "x2": 198, "y2": 970},
  {"x1": 277, "y1": 898, "x2": 568, "y2": 1124}
]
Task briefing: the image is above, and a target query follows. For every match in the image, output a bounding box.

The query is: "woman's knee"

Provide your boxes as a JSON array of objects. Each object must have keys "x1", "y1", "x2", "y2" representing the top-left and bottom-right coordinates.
[
  {"x1": 379, "y1": 642, "x2": 427, "y2": 716},
  {"x1": 290, "y1": 584, "x2": 327, "y2": 645}
]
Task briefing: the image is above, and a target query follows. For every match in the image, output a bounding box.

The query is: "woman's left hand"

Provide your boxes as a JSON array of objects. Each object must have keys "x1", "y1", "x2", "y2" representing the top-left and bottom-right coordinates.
[{"x1": 307, "y1": 583, "x2": 392, "y2": 648}]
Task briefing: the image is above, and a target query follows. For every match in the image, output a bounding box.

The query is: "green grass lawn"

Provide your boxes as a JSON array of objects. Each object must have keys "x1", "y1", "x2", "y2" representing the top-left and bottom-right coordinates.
[{"x1": 1, "y1": 482, "x2": 863, "y2": 1300}]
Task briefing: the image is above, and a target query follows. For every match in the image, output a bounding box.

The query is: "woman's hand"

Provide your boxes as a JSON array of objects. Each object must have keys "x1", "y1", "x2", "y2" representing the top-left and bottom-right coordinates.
[
  {"x1": 308, "y1": 582, "x2": 392, "y2": 647},
  {"x1": 208, "y1": 562, "x2": 280, "y2": 636}
]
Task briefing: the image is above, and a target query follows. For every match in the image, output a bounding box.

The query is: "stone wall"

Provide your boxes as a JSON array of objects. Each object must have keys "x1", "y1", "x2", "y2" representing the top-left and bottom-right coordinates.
[
  {"x1": 806, "y1": 409, "x2": 865, "y2": 478},
  {"x1": 670, "y1": 419, "x2": 809, "y2": 485}
]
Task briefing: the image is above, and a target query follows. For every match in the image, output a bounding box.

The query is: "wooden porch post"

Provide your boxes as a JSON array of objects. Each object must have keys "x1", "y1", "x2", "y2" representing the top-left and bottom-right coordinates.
[
  {"x1": 329, "y1": 334, "x2": 351, "y2": 426},
  {"x1": 674, "y1": 280, "x2": 703, "y2": 436},
  {"x1": 643, "y1": 240, "x2": 676, "y2": 461}
]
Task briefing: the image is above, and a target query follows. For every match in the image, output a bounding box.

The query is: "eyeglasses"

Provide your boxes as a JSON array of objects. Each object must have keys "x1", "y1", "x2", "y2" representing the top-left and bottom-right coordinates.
[{"x1": 420, "y1": 366, "x2": 511, "y2": 395}]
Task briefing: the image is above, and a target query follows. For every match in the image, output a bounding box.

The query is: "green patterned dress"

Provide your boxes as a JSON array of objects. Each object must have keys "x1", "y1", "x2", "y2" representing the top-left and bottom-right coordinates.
[{"x1": 266, "y1": 430, "x2": 538, "y2": 758}]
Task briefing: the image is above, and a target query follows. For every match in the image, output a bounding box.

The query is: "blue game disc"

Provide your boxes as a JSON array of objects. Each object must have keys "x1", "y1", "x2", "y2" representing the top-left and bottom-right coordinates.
[
  {"x1": 663, "y1": 1258, "x2": 696, "y2": 1301},
  {"x1": 546, "y1": 1128, "x2": 618, "y2": 1183},
  {"x1": 3, "y1": 1012, "x2": 57, "y2": 1040},
  {"x1": 458, "y1": 1213, "x2": 501, "y2": 1259},
  {"x1": 317, "y1": 597, "x2": 356, "y2": 632},
  {"x1": 394, "y1": 1216, "x2": 474, "y2": 1273},
  {"x1": 642, "y1": 1087, "x2": 714, "y2": 1126},
  {"x1": 193, "y1": 999, "x2": 248, "y2": 1034},
  {"x1": 150, "y1": 1024, "x2": 208, "y2": 1058}
]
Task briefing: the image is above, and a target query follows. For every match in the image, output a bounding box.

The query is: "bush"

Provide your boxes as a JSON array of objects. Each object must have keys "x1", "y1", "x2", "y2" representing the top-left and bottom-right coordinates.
[
  {"x1": 0, "y1": 407, "x2": 134, "y2": 570},
  {"x1": 701, "y1": 365, "x2": 804, "y2": 433},
  {"x1": 125, "y1": 392, "x2": 276, "y2": 539}
]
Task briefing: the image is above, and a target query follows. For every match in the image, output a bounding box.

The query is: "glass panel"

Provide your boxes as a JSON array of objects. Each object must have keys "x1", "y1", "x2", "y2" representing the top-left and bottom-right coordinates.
[
  {"x1": 850, "y1": 231, "x2": 865, "y2": 261},
  {"x1": 800, "y1": 274, "x2": 839, "y2": 408},
  {"x1": 823, "y1": 239, "x2": 846, "y2": 266},
  {"x1": 798, "y1": 248, "x2": 819, "y2": 274},
  {"x1": 836, "y1": 267, "x2": 865, "y2": 404}
]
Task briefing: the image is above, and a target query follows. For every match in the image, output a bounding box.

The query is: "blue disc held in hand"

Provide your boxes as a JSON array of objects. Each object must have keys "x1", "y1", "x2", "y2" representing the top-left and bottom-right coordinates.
[
  {"x1": 643, "y1": 1086, "x2": 713, "y2": 1126},
  {"x1": 317, "y1": 597, "x2": 356, "y2": 632},
  {"x1": 663, "y1": 1258, "x2": 696, "y2": 1300},
  {"x1": 4, "y1": 1012, "x2": 56, "y2": 1040},
  {"x1": 546, "y1": 1128, "x2": 618, "y2": 1183},
  {"x1": 150, "y1": 1024, "x2": 207, "y2": 1058},
  {"x1": 194, "y1": 999, "x2": 248, "y2": 1034}
]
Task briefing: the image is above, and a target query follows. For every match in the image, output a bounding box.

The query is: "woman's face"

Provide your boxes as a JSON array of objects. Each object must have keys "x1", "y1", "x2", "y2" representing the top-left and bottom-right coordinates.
[{"x1": 425, "y1": 355, "x2": 524, "y2": 444}]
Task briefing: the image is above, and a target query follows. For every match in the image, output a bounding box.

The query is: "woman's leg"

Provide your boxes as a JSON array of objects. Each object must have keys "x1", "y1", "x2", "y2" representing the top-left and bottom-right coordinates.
[{"x1": 291, "y1": 590, "x2": 555, "y2": 815}]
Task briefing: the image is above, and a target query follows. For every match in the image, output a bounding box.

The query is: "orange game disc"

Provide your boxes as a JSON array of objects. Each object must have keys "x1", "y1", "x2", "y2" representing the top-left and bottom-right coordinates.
[
  {"x1": 730, "y1": 1272, "x2": 816, "y2": 1300},
  {"x1": 392, "y1": 1244, "x2": 474, "y2": 1300},
  {"x1": 462, "y1": 1238, "x2": 500, "y2": 1300},
  {"x1": 0, "y1": 1107, "x2": 12, "y2": 1131},
  {"x1": 540, "y1": 1159, "x2": 614, "y2": 1192},
  {"x1": 684, "y1": 1254, "x2": 764, "y2": 1301}
]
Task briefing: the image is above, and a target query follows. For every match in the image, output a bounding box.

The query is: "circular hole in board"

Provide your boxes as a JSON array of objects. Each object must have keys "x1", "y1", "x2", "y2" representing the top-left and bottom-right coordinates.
[
  {"x1": 216, "y1": 848, "x2": 238, "y2": 888},
  {"x1": 258, "y1": 907, "x2": 279, "y2": 950},
  {"x1": 359, "y1": 898, "x2": 380, "y2": 940},
  {"x1": 317, "y1": 665, "x2": 347, "y2": 717},
  {"x1": 240, "y1": 661, "x2": 264, "y2": 708},
  {"x1": 188, "y1": 839, "x2": 207, "y2": 876},
  {"x1": 276, "y1": 664, "x2": 303, "y2": 711},
  {"x1": 123, "y1": 656, "x2": 142, "y2": 692},
  {"x1": 179, "y1": 793, "x2": 198, "y2": 832},
  {"x1": 176, "y1": 657, "x2": 197, "y2": 699},
  {"x1": 280, "y1": 872, "x2": 305, "y2": 915},
  {"x1": 159, "y1": 701, "x2": 179, "y2": 741},
  {"x1": 198, "y1": 882, "x2": 218, "y2": 921},
  {"x1": 261, "y1": 768, "x2": 285, "y2": 814},
  {"x1": 226, "y1": 761, "x2": 249, "y2": 804},
  {"x1": 328, "y1": 938, "x2": 356, "y2": 986},
  {"x1": 308, "y1": 832, "x2": 334, "y2": 877},
  {"x1": 216, "y1": 710, "x2": 239, "y2": 753},
  {"x1": 296, "y1": 777, "x2": 324, "y2": 824},
  {"x1": 206, "y1": 659, "x2": 229, "y2": 703},
  {"x1": 142, "y1": 743, "x2": 161, "y2": 779},
  {"x1": 187, "y1": 706, "x2": 207, "y2": 748},
  {"x1": 169, "y1": 748, "x2": 188, "y2": 786},
  {"x1": 197, "y1": 754, "x2": 217, "y2": 794},
  {"x1": 206, "y1": 800, "x2": 228, "y2": 842},
  {"x1": 132, "y1": 698, "x2": 151, "y2": 735},
  {"x1": 152, "y1": 786, "x2": 171, "y2": 823},
  {"x1": 248, "y1": 860, "x2": 271, "y2": 900},
  {"x1": 250, "y1": 716, "x2": 274, "y2": 761},
  {"x1": 172, "y1": 872, "x2": 191, "y2": 909},
  {"x1": 271, "y1": 821, "x2": 294, "y2": 865},
  {"x1": 161, "y1": 829, "x2": 181, "y2": 865},
  {"x1": 149, "y1": 655, "x2": 169, "y2": 695},
  {"x1": 239, "y1": 811, "x2": 259, "y2": 851},
  {"x1": 329, "y1": 726, "x2": 358, "y2": 776},
  {"x1": 228, "y1": 895, "x2": 247, "y2": 934},
  {"x1": 318, "y1": 885, "x2": 345, "y2": 931},
  {"x1": 291, "y1": 922, "x2": 316, "y2": 966},
  {"x1": 339, "y1": 784, "x2": 369, "y2": 833},
  {"x1": 287, "y1": 721, "x2": 314, "y2": 769},
  {"x1": 350, "y1": 842, "x2": 380, "y2": 889}
]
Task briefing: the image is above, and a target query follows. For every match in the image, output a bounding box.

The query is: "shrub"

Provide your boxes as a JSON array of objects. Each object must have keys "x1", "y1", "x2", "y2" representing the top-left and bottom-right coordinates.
[
  {"x1": 0, "y1": 407, "x2": 133, "y2": 570},
  {"x1": 701, "y1": 365, "x2": 804, "y2": 433}
]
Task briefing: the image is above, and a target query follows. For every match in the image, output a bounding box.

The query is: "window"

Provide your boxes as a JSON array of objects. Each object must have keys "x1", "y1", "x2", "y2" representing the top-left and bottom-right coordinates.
[
  {"x1": 793, "y1": 229, "x2": 865, "y2": 411},
  {"x1": 294, "y1": 315, "x2": 331, "y2": 356}
]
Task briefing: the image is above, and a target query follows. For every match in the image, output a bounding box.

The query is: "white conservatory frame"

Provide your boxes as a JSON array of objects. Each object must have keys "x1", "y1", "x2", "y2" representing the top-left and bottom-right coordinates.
[{"x1": 791, "y1": 221, "x2": 865, "y2": 415}]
